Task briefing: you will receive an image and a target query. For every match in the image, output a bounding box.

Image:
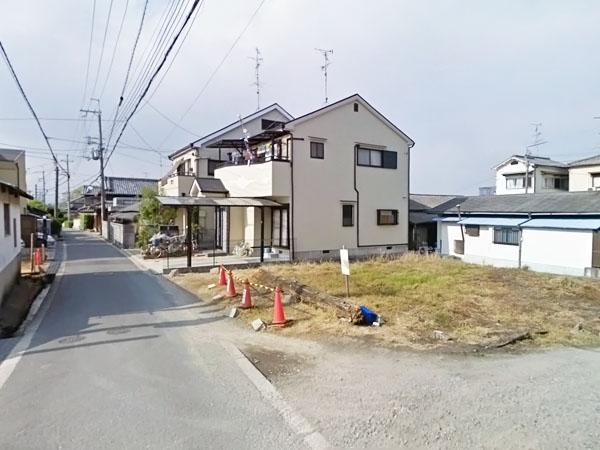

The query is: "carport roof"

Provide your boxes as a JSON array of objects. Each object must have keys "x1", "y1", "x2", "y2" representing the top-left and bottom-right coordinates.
[{"x1": 156, "y1": 196, "x2": 281, "y2": 207}]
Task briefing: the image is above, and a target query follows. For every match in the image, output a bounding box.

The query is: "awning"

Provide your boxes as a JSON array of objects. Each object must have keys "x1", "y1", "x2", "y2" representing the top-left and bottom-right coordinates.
[
  {"x1": 457, "y1": 217, "x2": 528, "y2": 227},
  {"x1": 521, "y1": 218, "x2": 600, "y2": 231},
  {"x1": 435, "y1": 216, "x2": 460, "y2": 222},
  {"x1": 156, "y1": 196, "x2": 281, "y2": 207},
  {"x1": 409, "y1": 212, "x2": 437, "y2": 224},
  {"x1": 0, "y1": 180, "x2": 33, "y2": 199}
]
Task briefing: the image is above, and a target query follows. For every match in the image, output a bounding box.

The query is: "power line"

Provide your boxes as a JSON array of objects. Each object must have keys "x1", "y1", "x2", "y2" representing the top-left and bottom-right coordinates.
[
  {"x1": 146, "y1": 101, "x2": 201, "y2": 137},
  {"x1": 156, "y1": 0, "x2": 269, "y2": 148},
  {"x1": 0, "y1": 41, "x2": 66, "y2": 172},
  {"x1": 80, "y1": 0, "x2": 97, "y2": 107},
  {"x1": 98, "y1": 0, "x2": 130, "y2": 99},
  {"x1": 105, "y1": 0, "x2": 202, "y2": 166},
  {"x1": 105, "y1": 0, "x2": 150, "y2": 149},
  {"x1": 89, "y1": 0, "x2": 115, "y2": 98}
]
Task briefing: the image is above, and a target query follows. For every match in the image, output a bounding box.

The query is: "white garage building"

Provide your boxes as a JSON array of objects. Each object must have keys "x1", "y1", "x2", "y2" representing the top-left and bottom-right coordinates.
[{"x1": 436, "y1": 192, "x2": 600, "y2": 277}]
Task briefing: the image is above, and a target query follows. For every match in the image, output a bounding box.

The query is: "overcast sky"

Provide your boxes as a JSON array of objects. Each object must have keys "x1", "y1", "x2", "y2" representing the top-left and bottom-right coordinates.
[{"x1": 2, "y1": 0, "x2": 600, "y2": 201}]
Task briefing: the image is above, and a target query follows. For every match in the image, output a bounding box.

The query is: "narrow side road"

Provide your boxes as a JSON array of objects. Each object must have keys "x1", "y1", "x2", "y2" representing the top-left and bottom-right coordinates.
[{"x1": 0, "y1": 232, "x2": 308, "y2": 449}]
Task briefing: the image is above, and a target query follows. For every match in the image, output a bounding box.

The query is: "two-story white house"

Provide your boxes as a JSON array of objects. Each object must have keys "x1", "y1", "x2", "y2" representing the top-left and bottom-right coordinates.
[
  {"x1": 158, "y1": 94, "x2": 415, "y2": 261},
  {"x1": 494, "y1": 155, "x2": 568, "y2": 195},
  {"x1": 568, "y1": 155, "x2": 600, "y2": 191}
]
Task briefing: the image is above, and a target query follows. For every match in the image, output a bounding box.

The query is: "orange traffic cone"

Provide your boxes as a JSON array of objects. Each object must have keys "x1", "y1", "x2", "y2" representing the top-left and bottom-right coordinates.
[
  {"x1": 218, "y1": 265, "x2": 227, "y2": 285},
  {"x1": 226, "y1": 271, "x2": 237, "y2": 297},
  {"x1": 271, "y1": 287, "x2": 287, "y2": 327},
  {"x1": 240, "y1": 279, "x2": 253, "y2": 309}
]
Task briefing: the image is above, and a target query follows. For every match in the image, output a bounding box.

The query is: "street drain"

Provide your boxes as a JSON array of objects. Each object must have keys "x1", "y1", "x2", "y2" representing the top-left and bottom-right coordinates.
[
  {"x1": 106, "y1": 328, "x2": 131, "y2": 335},
  {"x1": 58, "y1": 335, "x2": 85, "y2": 344}
]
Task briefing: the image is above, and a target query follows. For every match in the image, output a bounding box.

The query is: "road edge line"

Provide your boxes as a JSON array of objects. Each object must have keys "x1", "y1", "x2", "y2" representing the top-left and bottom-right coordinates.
[
  {"x1": 0, "y1": 240, "x2": 67, "y2": 390},
  {"x1": 221, "y1": 341, "x2": 330, "y2": 449}
]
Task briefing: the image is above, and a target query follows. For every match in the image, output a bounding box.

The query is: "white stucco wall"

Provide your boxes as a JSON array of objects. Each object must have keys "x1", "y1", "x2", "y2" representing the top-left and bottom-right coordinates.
[
  {"x1": 0, "y1": 151, "x2": 27, "y2": 213},
  {"x1": 288, "y1": 99, "x2": 410, "y2": 253},
  {"x1": 0, "y1": 190, "x2": 22, "y2": 302},
  {"x1": 495, "y1": 160, "x2": 533, "y2": 195},
  {"x1": 568, "y1": 165, "x2": 600, "y2": 192},
  {"x1": 521, "y1": 228, "x2": 592, "y2": 276},
  {"x1": 462, "y1": 225, "x2": 520, "y2": 268},
  {"x1": 214, "y1": 161, "x2": 291, "y2": 198}
]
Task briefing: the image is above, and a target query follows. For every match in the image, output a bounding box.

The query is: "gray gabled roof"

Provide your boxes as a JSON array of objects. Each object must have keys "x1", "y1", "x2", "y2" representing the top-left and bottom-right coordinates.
[
  {"x1": 495, "y1": 154, "x2": 567, "y2": 169},
  {"x1": 104, "y1": 176, "x2": 158, "y2": 196},
  {"x1": 410, "y1": 194, "x2": 466, "y2": 211},
  {"x1": 0, "y1": 148, "x2": 25, "y2": 162},
  {"x1": 568, "y1": 154, "x2": 600, "y2": 168},
  {"x1": 434, "y1": 191, "x2": 600, "y2": 215}
]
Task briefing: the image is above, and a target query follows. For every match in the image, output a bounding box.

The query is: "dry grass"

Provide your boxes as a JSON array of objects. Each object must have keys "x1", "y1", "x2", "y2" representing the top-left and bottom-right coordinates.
[{"x1": 173, "y1": 255, "x2": 600, "y2": 349}]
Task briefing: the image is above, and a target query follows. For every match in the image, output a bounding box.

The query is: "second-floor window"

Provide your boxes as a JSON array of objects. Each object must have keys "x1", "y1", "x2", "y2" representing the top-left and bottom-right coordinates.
[
  {"x1": 357, "y1": 148, "x2": 397, "y2": 169},
  {"x1": 543, "y1": 175, "x2": 568, "y2": 190},
  {"x1": 592, "y1": 173, "x2": 600, "y2": 188},
  {"x1": 310, "y1": 141, "x2": 325, "y2": 159},
  {"x1": 3, "y1": 203, "x2": 10, "y2": 236},
  {"x1": 505, "y1": 174, "x2": 532, "y2": 189}
]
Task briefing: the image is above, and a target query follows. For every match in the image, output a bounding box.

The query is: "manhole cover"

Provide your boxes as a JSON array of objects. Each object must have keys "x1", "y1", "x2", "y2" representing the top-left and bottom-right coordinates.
[
  {"x1": 58, "y1": 335, "x2": 85, "y2": 344},
  {"x1": 107, "y1": 328, "x2": 131, "y2": 335}
]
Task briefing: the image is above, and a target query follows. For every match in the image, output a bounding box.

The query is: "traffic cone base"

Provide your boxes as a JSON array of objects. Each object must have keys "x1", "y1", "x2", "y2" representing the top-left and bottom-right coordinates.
[
  {"x1": 271, "y1": 287, "x2": 287, "y2": 327},
  {"x1": 240, "y1": 280, "x2": 252, "y2": 309},
  {"x1": 226, "y1": 271, "x2": 237, "y2": 297},
  {"x1": 218, "y1": 266, "x2": 227, "y2": 285}
]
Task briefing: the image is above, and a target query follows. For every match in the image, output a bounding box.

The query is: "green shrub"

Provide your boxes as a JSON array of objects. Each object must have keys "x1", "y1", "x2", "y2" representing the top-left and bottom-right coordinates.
[
  {"x1": 50, "y1": 219, "x2": 62, "y2": 236},
  {"x1": 63, "y1": 220, "x2": 74, "y2": 229},
  {"x1": 80, "y1": 214, "x2": 94, "y2": 230}
]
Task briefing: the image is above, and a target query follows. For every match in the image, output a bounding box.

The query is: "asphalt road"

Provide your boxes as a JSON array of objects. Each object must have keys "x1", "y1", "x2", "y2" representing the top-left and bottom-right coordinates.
[{"x1": 0, "y1": 232, "x2": 306, "y2": 449}]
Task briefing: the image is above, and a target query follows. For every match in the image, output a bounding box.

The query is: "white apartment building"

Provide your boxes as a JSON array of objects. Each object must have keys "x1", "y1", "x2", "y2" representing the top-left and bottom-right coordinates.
[{"x1": 494, "y1": 155, "x2": 568, "y2": 195}]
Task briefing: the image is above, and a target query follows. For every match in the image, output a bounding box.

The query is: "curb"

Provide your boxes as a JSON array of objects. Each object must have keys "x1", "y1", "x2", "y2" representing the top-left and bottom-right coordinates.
[{"x1": 221, "y1": 341, "x2": 330, "y2": 449}]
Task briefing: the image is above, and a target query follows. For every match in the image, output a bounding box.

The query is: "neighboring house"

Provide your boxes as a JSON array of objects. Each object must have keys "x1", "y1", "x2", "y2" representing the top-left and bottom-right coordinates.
[
  {"x1": 409, "y1": 194, "x2": 465, "y2": 251},
  {"x1": 108, "y1": 202, "x2": 140, "y2": 249},
  {"x1": 160, "y1": 103, "x2": 293, "y2": 197},
  {"x1": 494, "y1": 155, "x2": 568, "y2": 195},
  {"x1": 0, "y1": 148, "x2": 27, "y2": 213},
  {"x1": 435, "y1": 191, "x2": 600, "y2": 277},
  {"x1": 0, "y1": 180, "x2": 33, "y2": 305},
  {"x1": 71, "y1": 176, "x2": 157, "y2": 231},
  {"x1": 159, "y1": 93, "x2": 415, "y2": 262},
  {"x1": 567, "y1": 154, "x2": 600, "y2": 192}
]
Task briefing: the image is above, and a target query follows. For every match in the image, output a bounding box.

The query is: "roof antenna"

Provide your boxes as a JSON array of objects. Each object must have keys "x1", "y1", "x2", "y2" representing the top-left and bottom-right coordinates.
[
  {"x1": 524, "y1": 122, "x2": 547, "y2": 194},
  {"x1": 249, "y1": 47, "x2": 263, "y2": 111},
  {"x1": 315, "y1": 48, "x2": 333, "y2": 104}
]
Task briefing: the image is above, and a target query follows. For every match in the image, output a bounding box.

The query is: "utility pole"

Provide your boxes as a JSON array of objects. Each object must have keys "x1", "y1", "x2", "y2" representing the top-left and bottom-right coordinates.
[
  {"x1": 34, "y1": 183, "x2": 38, "y2": 200},
  {"x1": 63, "y1": 154, "x2": 71, "y2": 222},
  {"x1": 81, "y1": 99, "x2": 105, "y2": 235},
  {"x1": 249, "y1": 47, "x2": 263, "y2": 111},
  {"x1": 315, "y1": 48, "x2": 333, "y2": 104},
  {"x1": 41, "y1": 171, "x2": 46, "y2": 204},
  {"x1": 54, "y1": 162, "x2": 59, "y2": 218}
]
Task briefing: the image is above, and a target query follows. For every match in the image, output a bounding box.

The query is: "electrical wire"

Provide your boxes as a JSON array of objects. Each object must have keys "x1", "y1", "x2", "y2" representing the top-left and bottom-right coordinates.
[
  {"x1": 157, "y1": 0, "x2": 268, "y2": 148},
  {"x1": 105, "y1": 0, "x2": 202, "y2": 167},
  {"x1": 105, "y1": 0, "x2": 150, "y2": 150},
  {"x1": 0, "y1": 41, "x2": 66, "y2": 172},
  {"x1": 80, "y1": 0, "x2": 97, "y2": 107},
  {"x1": 89, "y1": 0, "x2": 115, "y2": 98},
  {"x1": 98, "y1": 0, "x2": 130, "y2": 99}
]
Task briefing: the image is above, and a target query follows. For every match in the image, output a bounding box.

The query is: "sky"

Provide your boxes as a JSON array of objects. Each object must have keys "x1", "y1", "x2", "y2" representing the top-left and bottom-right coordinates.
[{"x1": 1, "y1": 0, "x2": 600, "y2": 202}]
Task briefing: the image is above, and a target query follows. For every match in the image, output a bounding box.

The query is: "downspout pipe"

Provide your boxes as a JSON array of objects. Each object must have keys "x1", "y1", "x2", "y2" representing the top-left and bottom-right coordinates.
[
  {"x1": 353, "y1": 144, "x2": 360, "y2": 247},
  {"x1": 286, "y1": 135, "x2": 295, "y2": 261}
]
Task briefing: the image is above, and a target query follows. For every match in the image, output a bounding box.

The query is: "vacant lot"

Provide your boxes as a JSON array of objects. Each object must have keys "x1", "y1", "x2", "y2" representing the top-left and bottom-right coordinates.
[{"x1": 174, "y1": 254, "x2": 600, "y2": 349}]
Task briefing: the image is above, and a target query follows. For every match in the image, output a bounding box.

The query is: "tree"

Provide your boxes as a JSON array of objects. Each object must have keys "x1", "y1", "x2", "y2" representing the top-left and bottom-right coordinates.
[
  {"x1": 28, "y1": 199, "x2": 48, "y2": 213},
  {"x1": 137, "y1": 187, "x2": 176, "y2": 247}
]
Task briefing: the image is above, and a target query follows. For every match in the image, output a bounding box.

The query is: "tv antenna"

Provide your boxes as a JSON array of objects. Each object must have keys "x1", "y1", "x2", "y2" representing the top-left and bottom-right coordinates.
[
  {"x1": 315, "y1": 48, "x2": 333, "y2": 104},
  {"x1": 524, "y1": 122, "x2": 548, "y2": 194},
  {"x1": 249, "y1": 48, "x2": 263, "y2": 111}
]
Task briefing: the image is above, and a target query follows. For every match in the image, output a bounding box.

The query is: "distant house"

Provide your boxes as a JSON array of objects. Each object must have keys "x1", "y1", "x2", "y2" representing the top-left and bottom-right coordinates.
[
  {"x1": 568, "y1": 154, "x2": 600, "y2": 192},
  {"x1": 0, "y1": 180, "x2": 33, "y2": 305},
  {"x1": 494, "y1": 155, "x2": 568, "y2": 195},
  {"x1": 435, "y1": 191, "x2": 600, "y2": 277},
  {"x1": 71, "y1": 176, "x2": 158, "y2": 231},
  {"x1": 409, "y1": 194, "x2": 465, "y2": 251},
  {"x1": 0, "y1": 148, "x2": 27, "y2": 214},
  {"x1": 158, "y1": 93, "x2": 415, "y2": 261}
]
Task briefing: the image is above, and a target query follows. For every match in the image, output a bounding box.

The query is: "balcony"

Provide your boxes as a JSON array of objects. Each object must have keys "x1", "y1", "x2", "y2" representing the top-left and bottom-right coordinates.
[
  {"x1": 214, "y1": 159, "x2": 291, "y2": 198},
  {"x1": 159, "y1": 172, "x2": 195, "y2": 196}
]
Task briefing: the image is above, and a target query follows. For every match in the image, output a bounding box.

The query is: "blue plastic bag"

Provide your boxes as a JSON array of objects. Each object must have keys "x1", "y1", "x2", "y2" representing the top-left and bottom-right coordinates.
[{"x1": 358, "y1": 305, "x2": 379, "y2": 325}]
